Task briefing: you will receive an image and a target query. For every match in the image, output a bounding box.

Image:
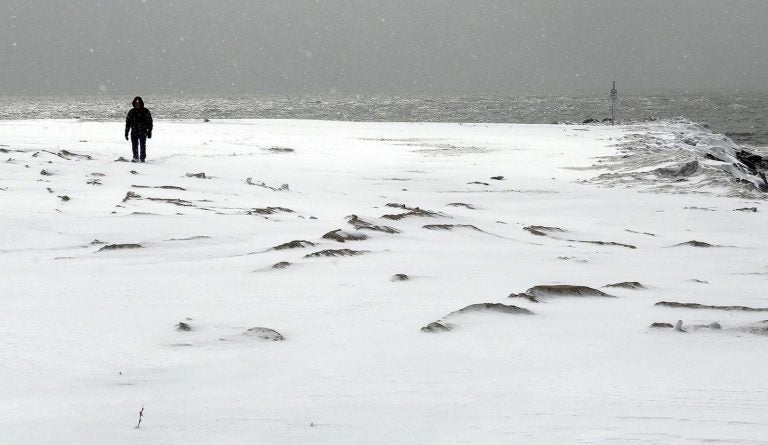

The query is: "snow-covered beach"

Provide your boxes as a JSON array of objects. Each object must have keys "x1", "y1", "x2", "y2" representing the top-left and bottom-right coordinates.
[{"x1": 2, "y1": 119, "x2": 767, "y2": 444}]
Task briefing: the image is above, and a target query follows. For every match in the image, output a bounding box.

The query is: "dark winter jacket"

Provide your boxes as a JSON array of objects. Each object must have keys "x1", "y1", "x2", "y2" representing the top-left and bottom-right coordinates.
[{"x1": 125, "y1": 97, "x2": 153, "y2": 137}]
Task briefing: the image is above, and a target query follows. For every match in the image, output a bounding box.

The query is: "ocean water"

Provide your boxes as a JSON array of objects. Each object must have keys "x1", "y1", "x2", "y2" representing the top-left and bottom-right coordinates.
[{"x1": 1, "y1": 94, "x2": 766, "y2": 151}]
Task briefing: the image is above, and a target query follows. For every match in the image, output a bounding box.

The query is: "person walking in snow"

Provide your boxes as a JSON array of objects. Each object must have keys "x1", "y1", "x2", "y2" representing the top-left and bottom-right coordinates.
[{"x1": 124, "y1": 96, "x2": 153, "y2": 163}]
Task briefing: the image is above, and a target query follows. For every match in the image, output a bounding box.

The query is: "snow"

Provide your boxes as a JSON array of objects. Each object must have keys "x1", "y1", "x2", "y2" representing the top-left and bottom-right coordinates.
[{"x1": 1, "y1": 119, "x2": 767, "y2": 444}]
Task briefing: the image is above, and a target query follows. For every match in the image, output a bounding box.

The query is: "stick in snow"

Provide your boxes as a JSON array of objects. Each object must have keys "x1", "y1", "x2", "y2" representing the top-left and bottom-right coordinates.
[{"x1": 136, "y1": 405, "x2": 144, "y2": 429}]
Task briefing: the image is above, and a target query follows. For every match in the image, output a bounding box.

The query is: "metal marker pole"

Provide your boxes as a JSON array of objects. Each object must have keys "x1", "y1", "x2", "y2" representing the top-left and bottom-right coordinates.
[{"x1": 610, "y1": 81, "x2": 617, "y2": 126}]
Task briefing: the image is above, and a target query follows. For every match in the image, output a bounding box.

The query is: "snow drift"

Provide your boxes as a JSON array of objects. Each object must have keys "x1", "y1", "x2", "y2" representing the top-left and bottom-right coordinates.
[{"x1": 1, "y1": 119, "x2": 767, "y2": 444}]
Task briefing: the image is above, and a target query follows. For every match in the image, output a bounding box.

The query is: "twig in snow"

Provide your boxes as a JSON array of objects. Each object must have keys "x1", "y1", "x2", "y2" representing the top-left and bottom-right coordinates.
[{"x1": 136, "y1": 405, "x2": 144, "y2": 429}]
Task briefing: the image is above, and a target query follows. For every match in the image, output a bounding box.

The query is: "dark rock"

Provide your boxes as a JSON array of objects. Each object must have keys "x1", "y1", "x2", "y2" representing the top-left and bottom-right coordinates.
[
  {"x1": 158, "y1": 199, "x2": 196, "y2": 210},
  {"x1": 705, "y1": 153, "x2": 726, "y2": 162},
  {"x1": 693, "y1": 322, "x2": 722, "y2": 330},
  {"x1": 132, "y1": 184, "x2": 186, "y2": 191},
  {"x1": 571, "y1": 239, "x2": 636, "y2": 249},
  {"x1": 322, "y1": 229, "x2": 368, "y2": 242},
  {"x1": 248, "y1": 207, "x2": 294, "y2": 215},
  {"x1": 58, "y1": 195, "x2": 70, "y2": 201},
  {"x1": 271, "y1": 240, "x2": 315, "y2": 250},
  {"x1": 86, "y1": 179, "x2": 102, "y2": 185},
  {"x1": 446, "y1": 202, "x2": 475, "y2": 209},
  {"x1": 272, "y1": 261, "x2": 291, "y2": 269},
  {"x1": 625, "y1": 229, "x2": 656, "y2": 237},
  {"x1": 655, "y1": 160, "x2": 699, "y2": 178},
  {"x1": 420, "y1": 321, "x2": 451, "y2": 333},
  {"x1": 268, "y1": 147, "x2": 294, "y2": 153},
  {"x1": 382, "y1": 208, "x2": 443, "y2": 220},
  {"x1": 176, "y1": 322, "x2": 192, "y2": 332},
  {"x1": 604, "y1": 281, "x2": 644, "y2": 290},
  {"x1": 734, "y1": 207, "x2": 758, "y2": 212},
  {"x1": 673, "y1": 240, "x2": 716, "y2": 248},
  {"x1": 59, "y1": 149, "x2": 92, "y2": 160},
  {"x1": 244, "y1": 177, "x2": 290, "y2": 191},
  {"x1": 242, "y1": 327, "x2": 284, "y2": 341},
  {"x1": 736, "y1": 149, "x2": 765, "y2": 174},
  {"x1": 88, "y1": 172, "x2": 106, "y2": 177},
  {"x1": 689, "y1": 279, "x2": 709, "y2": 284},
  {"x1": 423, "y1": 224, "x2": 482, "y2": 232},
  {"x1": 40, "y1": 169, "x2": 54, "y2": 176},
  {"x1": 391, "y1": 274, "x2": 409, "y2": 282},
  {"x1": 510, "y1": 293, "x2": 541, "y2": 303},
  {"x1": 144, "y1": 197, "x2": 194, "y2": 208},
  {"x1": 467, "y1": 181, "x2": 490, "y2": 186},
  {"x1": 304, "y1": 249, "x2": 368, "y2": 258},
  {"x1": 557, "y1": 256, "x2": 588, "y2": 263},
  {"x1": 129, "y1": 170, "x2": 138, "y2": 175},
  {"x1": 114, "y1": 157, "x2": 130, "y2": 162},
  {"x1": 185, "y1": 172, "x2": 207, "y2": 179},
  {"x1": 523, "y1": 225, "x2": 566, "y2": 236},
  {"x1": 346, "y1": 215, "x2": 399, "y2": 234},
  {"x1": 446, "y1": 303, "x2": 534, "y2": 317},
  {"x1": 90, "y1": 239, "x2": 107, "y2": 245},
  {"x1": 46, "y1": 187, "x2": 54, "y2": 193},
  {"x1": 649, "y1": 322, "x2": 674, "y2": 329},
  {"x1": 510, "y1": 285, "x2": 614, "y2": 302},
  {"x1": 490, "y1": 176, "x2": 504, "y2": 180},
  {"x1": 97, "y1": 243, "x2": 143, "y2": 252},
  {"x1": 655, "y1": 301, "x2": 768, "y2": 312},
  {"x1": 145, "y1": 197, "x2": 195, "y2": 207},
  {"x1": 122, "y1": 191, "x2": 141, "y2": 202},
  {"x1": 582, "y1": 118, "x2": 599, "y2": 124}
]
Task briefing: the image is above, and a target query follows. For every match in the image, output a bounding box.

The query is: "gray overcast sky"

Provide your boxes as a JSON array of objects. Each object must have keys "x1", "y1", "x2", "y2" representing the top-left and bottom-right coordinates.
[{"x1": 1, "y1": 0, "x2": 767, "y2": 95}]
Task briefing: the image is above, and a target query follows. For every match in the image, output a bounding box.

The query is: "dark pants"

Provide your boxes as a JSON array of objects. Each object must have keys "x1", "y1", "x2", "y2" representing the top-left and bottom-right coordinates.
[{"x1": 131, "y1": 130, "x2": 147, "y2": 161}]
